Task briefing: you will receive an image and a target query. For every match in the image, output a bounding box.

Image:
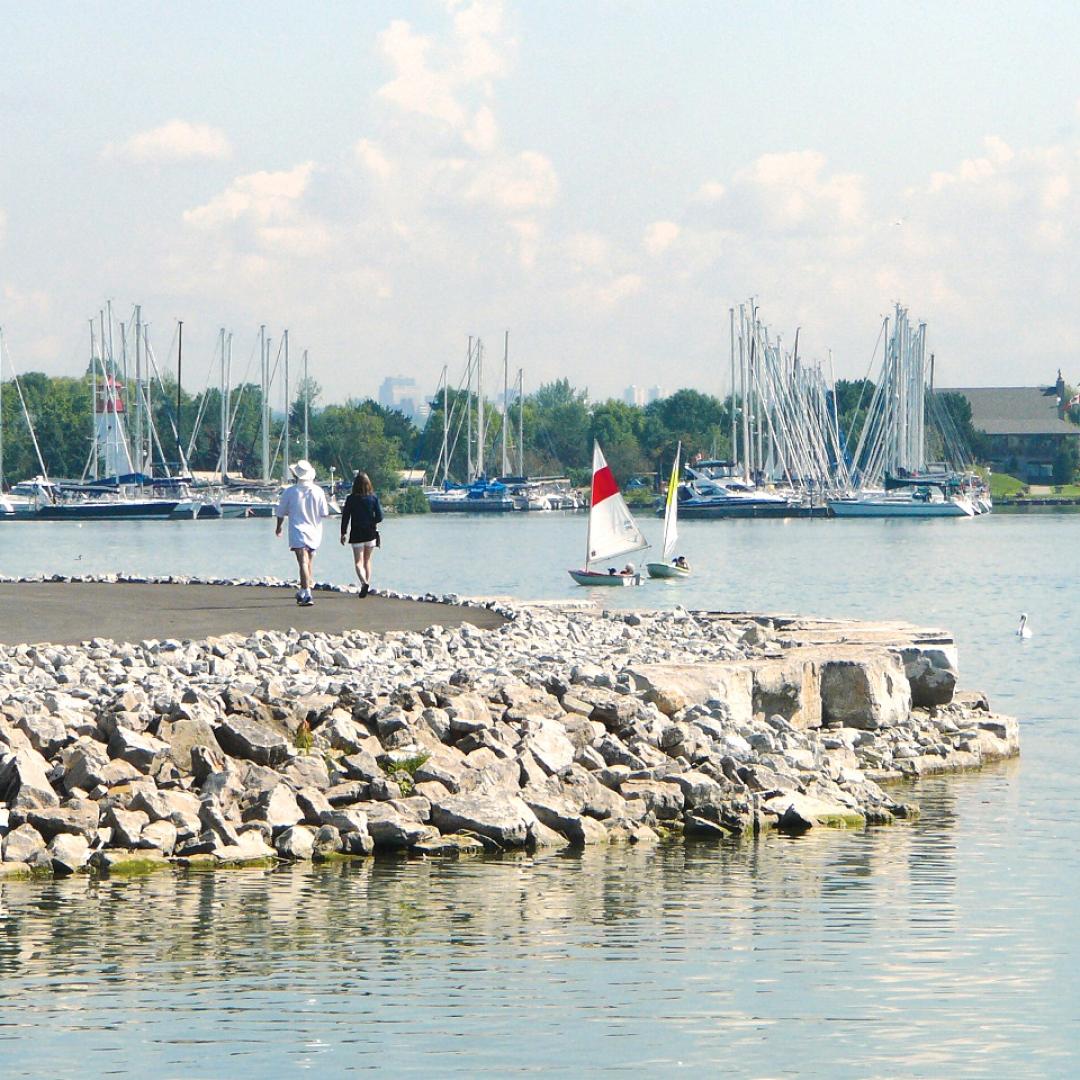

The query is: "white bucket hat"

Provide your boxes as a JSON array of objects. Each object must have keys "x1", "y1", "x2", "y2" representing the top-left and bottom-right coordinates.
[{"x1": 290, "y1": 459, "x2": 316, "y2": 482}]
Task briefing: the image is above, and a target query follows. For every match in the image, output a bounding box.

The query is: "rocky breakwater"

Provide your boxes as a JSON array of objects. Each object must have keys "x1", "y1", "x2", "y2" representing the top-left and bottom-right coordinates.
[{"x1": 0, "y1": 580, "x2": 1019, "y2": 878}]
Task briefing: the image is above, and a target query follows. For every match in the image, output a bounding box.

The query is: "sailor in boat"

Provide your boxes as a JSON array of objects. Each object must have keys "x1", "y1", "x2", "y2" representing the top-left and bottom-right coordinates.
[
  {"x1": 609, "y1": 563, "x2": 636, "y2": 576},
  {"x1": 673, "y1": 555, "x2": 689, "y2": 571}
]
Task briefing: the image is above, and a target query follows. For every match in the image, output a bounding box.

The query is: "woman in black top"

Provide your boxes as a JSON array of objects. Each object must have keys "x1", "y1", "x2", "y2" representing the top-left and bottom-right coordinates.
[{"x1": 339, "y1": 471, "x2": 383, "y2": 597}]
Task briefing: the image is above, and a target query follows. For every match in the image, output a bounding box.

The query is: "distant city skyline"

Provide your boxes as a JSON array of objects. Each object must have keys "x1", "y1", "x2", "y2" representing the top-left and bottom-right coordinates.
[{"x1": 3, "y1": 3, "x2": 1080, "y2": 403}]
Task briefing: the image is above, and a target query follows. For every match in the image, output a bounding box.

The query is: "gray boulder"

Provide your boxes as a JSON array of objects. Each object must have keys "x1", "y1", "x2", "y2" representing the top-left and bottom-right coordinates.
[
  {"x1": 158, "y1": 717, "x2": 221, "y2": 774},
  {"x1": 0, "y1": 748, "x2": 59, "y2": 809},
  {"x1": 2, "y1": 822, "x2": 47, "y2": 863},
  {"x1": 107, "y1": 807, "x2": 150, "y2": 847},
  {"x1": 820, "y1": 653, "x2": 912, "y2": 730},
  {"x1": 139, "y1": 819, "x2": 178, "y2": 855},
  {"x1": 428, "y1": 793, "x2": 536, "y2": 848},
  {"x1": 49, "y1": 832, "x2": 90, "y2": 875},
  {"x1": 215, "y1": 716, "x2": 290, "y2": 766},
  {"x1": 108, "y1": 727, "x2": 169, "y2": 772},
  {"x1": 27, "y1": 798, "x2": 99, "y2": 841},
  {"x1": 275, "y1": 825, "x2": 315, "y2": 860},
  {"x1": 59, "y1": 740, "x2": 111, "y2": 792},
  {"x1": 17, "y1": 714, "x2": 69, "y2": 758},
  {"x1": 520, "y1": 716, "x2": 575, "y2": 775},
  {"x1": 242, "y1": 785, "x2": 303, "y2": 832}
]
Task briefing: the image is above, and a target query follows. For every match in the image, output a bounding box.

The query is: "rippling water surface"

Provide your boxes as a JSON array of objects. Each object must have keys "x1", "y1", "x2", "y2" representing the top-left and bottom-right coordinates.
[{"x1": 0, "y1": 512, "x2": 1077, "y2": 1076}]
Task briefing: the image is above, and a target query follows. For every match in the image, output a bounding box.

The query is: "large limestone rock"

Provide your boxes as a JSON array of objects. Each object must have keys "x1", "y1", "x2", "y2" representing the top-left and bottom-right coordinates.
[
  {"x1": 215, "y1": 716, "x2": 291, "y2": 766},
  {"x1": 158, "y1": 716, "x2": 221, "y2": 774},
  {"x1": 747, "y1": 656, "x2": 822, "y2": 730},
  {"x1": 242, "y1": 785, "x2": 303, "y2": 832},
  {"x1": 27, "y1": 798, "x2": 99, "y2": 841},
  {"x1": 819, "y1": 652, "x2": 911, "y2": 730},
  {"x1": 275, "y1": 824, "x2": 315, "y2": 860},
  {"x1": 519, "y1": 716, "x2": 575, "y2": 775},
  {"x1": 428, "y1": 792, "x2": 537, "y2": 848},
  {"x1": 108, "y1": 727, "x2": 169, "y2": 772},
  {"x1": 627, "y1": 663, "x2": 753, "y2": 724},
  {"x1": 901, "y1": 646, "x2": 958, "y2": 708},
  {"x1": 59, "y1": 740, "x2": 112, "y2": 792},
  {"x1": 2, "y1": 822, "x2": 47, "y2": 863},
  {"x1": 0, "y1": 747, "x2": 59, "y2": 809},
  {"x1": 49, "y1": 833, "x2": 90, "y2": 875}
]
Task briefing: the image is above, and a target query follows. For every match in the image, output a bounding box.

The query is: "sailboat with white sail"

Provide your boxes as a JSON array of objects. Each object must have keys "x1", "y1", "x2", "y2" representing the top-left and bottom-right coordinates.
[
  {"x1": 568, "y1": 442, "x2": 648, "y2": 586},
  {"x1": 647, "y1": 444, "x2": 690, "y2": 579}
]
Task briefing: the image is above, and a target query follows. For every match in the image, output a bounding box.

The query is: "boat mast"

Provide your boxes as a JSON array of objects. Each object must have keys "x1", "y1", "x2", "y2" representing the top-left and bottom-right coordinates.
[
  {"x1": 516, "y1": 367, "x2": 524, "y2": 477},
  {"x1": 219, "y1": 328, "x2": 227, "y2": 480},
  {"x1": 584, "y1": 441, "x2": 595, "y2": 569},
  {"x1": 739, "y1": 305, "x2": 750, "y2": 484},
  {"x1": 0, "y1": 327, "x2": 5, "y2": 490},
  {"x1": 302, "y1": 348, "x2": 310, "y2": 461},
  {"x1": 466, "y1": 336, "x2": 474, "y2": 481},
  {"x1": 90, "y1": 319, "x2": 99, "y2": 480},
  {"x1": 260, "y1": 324, "x2": 269, "y2": 483},
  {"x1": 477, "y1": 338, "x2": 484, "y2": 478},
  {"x1": 176, "y1": 319, "x2": 183, "y2": 462},
  {"x1": 134, "y1": 304, "x2": 143, "y2": 477},
  {"x1": 283, "y1": 328, "x2": 290, "y2": 482},
  {"x1": 441, "y1": 364, "x2": 449, "y2": 485},
  {"x1": 729, "y1": 307, "x2": 736, "y2": 468},
  {"x1": 501, "y1": 330, "x2": 509, "y2": 476}
]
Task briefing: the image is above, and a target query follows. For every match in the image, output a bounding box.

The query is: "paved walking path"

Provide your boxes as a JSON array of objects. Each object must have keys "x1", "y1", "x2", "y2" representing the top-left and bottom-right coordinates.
[{"x1": 0, "y1": 582, "x2": 505, "y2": 646}]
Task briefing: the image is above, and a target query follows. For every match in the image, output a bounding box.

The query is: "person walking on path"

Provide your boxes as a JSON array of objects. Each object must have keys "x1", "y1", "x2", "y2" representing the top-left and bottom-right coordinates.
[
  {"x1": 275, "y1": 459, "x2": 330, "y2": 606},
  {"x1": 340, "y1": 471, "x2": 383, "y2": 598}
]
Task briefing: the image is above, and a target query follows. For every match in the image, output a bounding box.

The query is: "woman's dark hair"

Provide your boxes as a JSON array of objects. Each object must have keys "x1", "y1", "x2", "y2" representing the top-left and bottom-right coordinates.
[{"x1": 352, "y1": 471, "x2": 374, "y2": 496}]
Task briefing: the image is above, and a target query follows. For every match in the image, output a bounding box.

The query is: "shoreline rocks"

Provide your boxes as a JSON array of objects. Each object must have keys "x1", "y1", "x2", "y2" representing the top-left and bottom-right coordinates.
[{"x1": 0, "y1": 575, "x2": 1019, "y2": 878}]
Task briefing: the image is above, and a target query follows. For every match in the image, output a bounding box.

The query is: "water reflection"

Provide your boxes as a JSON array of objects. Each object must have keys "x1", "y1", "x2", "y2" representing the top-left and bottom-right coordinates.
[
  {"x1": 0, "y1": 774, "x2": 1068, "y2": 1078},
  {"x1": 3, "y1": 515, "x2": 1080, "y2": 1074}
]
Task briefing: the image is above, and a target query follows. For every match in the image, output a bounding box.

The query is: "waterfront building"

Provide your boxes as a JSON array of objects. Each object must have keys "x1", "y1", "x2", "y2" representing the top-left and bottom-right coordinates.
[{"x1": 951, "y1": 371, "x2": 1080, "y2": 481}]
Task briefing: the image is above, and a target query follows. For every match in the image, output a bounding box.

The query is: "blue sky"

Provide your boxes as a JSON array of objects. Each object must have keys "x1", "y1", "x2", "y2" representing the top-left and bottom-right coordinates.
[{"x1": 2, "y1": 1, "x2": 1080, "y2": 403}]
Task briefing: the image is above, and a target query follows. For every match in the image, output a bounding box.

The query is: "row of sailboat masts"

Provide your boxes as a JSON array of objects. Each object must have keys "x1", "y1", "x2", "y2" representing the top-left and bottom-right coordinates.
[
  {"x1": 83, "y1": 305, "x2": 312, "y2": 487},
  {"x1": 847, "y1": 304, "x2": 928, "y2": 487},
  {"x1": 437, "y1": 332, "x2": 524, "y2": 485},
  {"x1": 726, "y1": 300, "x2": 851, "y2": 496}
]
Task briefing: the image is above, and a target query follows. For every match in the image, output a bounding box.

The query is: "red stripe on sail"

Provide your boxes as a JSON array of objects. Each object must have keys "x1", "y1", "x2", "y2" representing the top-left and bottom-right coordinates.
[{"x1": 592, "y1": 465, "x2": 619, "y2": 504}]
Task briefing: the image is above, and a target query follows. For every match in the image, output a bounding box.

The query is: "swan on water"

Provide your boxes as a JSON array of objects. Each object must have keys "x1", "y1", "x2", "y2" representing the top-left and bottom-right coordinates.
[{"x1": 1017, "y1": 613, "x2": 1032, "y2": 639}]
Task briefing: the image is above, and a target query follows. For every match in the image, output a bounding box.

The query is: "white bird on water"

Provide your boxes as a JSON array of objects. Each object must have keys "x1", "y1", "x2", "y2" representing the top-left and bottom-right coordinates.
[{"x1": 1017, "y1": 613, "x2": 1032, "y2": 639}]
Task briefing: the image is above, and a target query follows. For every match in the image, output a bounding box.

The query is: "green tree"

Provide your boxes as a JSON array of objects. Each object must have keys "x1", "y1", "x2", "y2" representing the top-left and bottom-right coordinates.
[{"x1": 311, "y1": 402, "x2": 402, "y2": 492}]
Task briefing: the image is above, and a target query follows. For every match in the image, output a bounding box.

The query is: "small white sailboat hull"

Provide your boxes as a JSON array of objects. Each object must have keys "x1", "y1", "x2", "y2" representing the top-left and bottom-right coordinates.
[
  {"x1": 568, "y1": 569, "x2": 641, "y2": 586},
  {"x1": 569, "y1": 442, "x2": 648, "y2": 588},
  {"x1": 646, "y1": 562, "x2": 690, "y2": 579}
]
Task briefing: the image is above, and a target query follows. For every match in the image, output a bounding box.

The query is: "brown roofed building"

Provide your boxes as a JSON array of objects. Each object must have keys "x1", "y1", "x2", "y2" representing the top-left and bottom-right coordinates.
[{"x1": 949, "y1": 372, "x2": 1080, "y2": 482}]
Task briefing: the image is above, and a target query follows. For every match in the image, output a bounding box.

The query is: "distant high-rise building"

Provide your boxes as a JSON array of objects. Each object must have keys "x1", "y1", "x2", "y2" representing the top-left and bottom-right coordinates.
[
  {"x1": 647, "y1": 385, "x2": 664, "y2": 404},
  {"x1": 378, "y1": 376, "x2": 429, "y2": 424},
  {"x1": 623, "y1": 384, "x2": 645, "y2": 407}
]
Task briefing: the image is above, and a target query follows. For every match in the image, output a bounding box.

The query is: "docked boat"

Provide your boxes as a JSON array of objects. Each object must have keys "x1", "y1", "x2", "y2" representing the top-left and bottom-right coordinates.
[
  {"x1": 568, "y1": 442, "x2": 648, "y2": 586},
  {"x1": 829, "y1": 486, "x2": 975, "y2": 518},
  {"x1": 428, "y1": 477, "x2": 515, "y2": 512},
  {"x1": 648, "y1": 444, "x2": 691, "y2": 579}
]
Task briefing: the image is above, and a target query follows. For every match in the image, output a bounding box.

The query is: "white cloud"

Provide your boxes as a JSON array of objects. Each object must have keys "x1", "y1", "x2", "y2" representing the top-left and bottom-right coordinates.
[
  {"x1": 732, "y1": 150, "x2": 865, "y2": 233},
  {"x1": 464, "y1": 150, "x2": 558, "y2": 210},
  {"x1": 104, "y1": 120, "x2": 231, "y2": 164},
  {"x1": 355, "y1": 138, "x2": 394, "y2": 179},
  {"x1": 694, "y1": 180, "x2": 726, "y2": 202},
  {"x1": 464, "y1": 106, "x2": 498, "y2": 153},
  {"x1": 183, "y1": 163, "x2": 315, "y2": 228},
  {"x1": 643, "y1": 220, "x2": 680, "y2": 255}
]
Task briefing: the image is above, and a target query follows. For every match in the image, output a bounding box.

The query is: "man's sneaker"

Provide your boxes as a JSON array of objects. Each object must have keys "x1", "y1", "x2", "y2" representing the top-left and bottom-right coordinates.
[{"x1": 299, "y1": 595, "x2": 315, "y2": 607}]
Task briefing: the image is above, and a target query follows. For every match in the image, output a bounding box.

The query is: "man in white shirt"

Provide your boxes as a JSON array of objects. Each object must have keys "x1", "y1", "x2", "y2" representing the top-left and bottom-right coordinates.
[{"x1": 275, "y1": 460, "x2": 330, "y2": 607}]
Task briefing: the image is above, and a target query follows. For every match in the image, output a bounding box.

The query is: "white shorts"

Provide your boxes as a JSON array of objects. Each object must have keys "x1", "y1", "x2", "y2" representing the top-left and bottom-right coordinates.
[{"x1": 351, "y1": 540, "x2": 376, "y2": 551}]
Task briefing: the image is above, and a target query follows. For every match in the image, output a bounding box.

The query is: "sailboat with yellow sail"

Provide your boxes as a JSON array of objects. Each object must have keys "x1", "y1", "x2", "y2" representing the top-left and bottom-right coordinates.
[{"x1": 647, "y1": 443, "x2": 691, "y2": 579}]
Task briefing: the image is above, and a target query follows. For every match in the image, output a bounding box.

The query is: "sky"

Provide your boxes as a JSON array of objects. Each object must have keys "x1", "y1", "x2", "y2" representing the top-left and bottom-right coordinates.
[{"x1": 2, "y1": 1, "x2": 1080, "y2": 405}]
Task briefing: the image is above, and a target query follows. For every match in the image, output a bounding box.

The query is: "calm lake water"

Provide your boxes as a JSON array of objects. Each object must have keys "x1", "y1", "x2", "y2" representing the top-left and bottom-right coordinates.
[{"x1": 0, "y1": 511, "x2": 1077, "y2": 1077}]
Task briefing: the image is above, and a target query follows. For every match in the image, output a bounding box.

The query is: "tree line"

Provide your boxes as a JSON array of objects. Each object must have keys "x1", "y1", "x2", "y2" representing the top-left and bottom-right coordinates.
[{"x1": 0, "y1": 371, "x2": 987, "y2": 495}]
